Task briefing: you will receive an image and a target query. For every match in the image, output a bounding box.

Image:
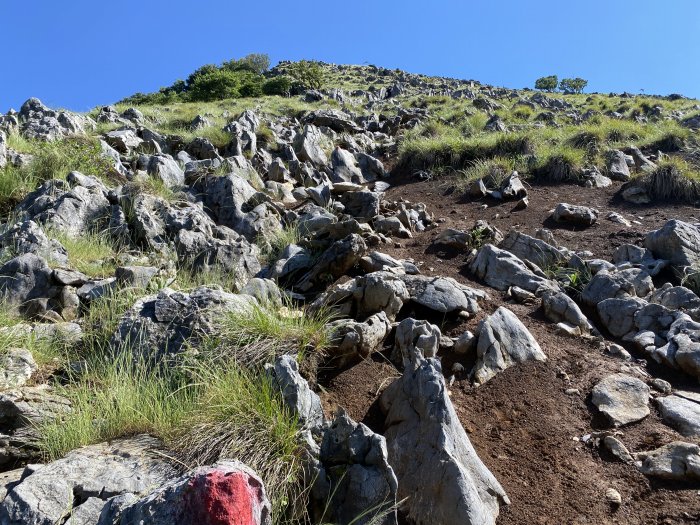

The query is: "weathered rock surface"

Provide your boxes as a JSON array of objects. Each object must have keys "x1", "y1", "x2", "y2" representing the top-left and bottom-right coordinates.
[
  {"x1": 470, "y1": 244, "x2": 558, "y2": 294},
  {"x1": 591, "y1": 374, "x2": 650, "y2": 426},
  {"x1": 638, "y1": 442, "x2": 700, "y2": 481},
  {"x1": 657, "y1": 394, "x2": 700, "y2": 438},
  {"x1": 0, "y1": 435, "x2": 176, "y2": 525},
  {"x1": 552, "y1": 203, "x2": 598, "y2": 226},
  {"x1": 472, "y1": 306, "x2": 546, "y2": 385},
  {"x1": 380, "y1": 323, "x2": 509, "y2": 525}
]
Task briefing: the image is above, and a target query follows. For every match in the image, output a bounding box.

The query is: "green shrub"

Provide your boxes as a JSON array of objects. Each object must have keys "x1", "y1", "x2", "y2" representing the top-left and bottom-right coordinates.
[
  {"x1": 535, "y1": 75, "x2": 558, "y2": 92},
  {"x1": 287, "y1": 60, "x2": 325, "y2": 90},
  {"x1": 222, "y1": 53, "x2": 271, "y2": 75},
  {"x1": 263, "y1": 76, "x2": 292, "y2": 96},
  {"x1": 560, "y1": 77, "x2": 588, "y2": 94},
  {"x1": 187, "y1": 69, "x2": 243, "y2": 102}
]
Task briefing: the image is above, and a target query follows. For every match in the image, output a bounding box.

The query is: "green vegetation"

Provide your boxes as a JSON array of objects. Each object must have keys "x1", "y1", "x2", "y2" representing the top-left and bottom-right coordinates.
[
  {"x1": 47, "y1": 228, "x2": 116, "y2": 278},
  {"x1": 534, "y1": 75, "x2": 558, "y2": 92},
  {"x1": 559, "y1": 77, "x2": 588, "y2": 94},
  {"x1": 286, "y1": 60, "x2": 325, "y2": 90},
  {"x1": 0, "y1": 136, "x2": 115, "y2": 212},
  {"x1": 258, "y1": 224, "x2": 301, "y2": 263}
]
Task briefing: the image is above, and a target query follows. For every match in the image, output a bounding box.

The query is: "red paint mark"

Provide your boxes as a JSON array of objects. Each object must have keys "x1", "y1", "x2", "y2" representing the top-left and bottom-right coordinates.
[{"x1": 184, "y1": 470, "x2": 262, "y2": 525}]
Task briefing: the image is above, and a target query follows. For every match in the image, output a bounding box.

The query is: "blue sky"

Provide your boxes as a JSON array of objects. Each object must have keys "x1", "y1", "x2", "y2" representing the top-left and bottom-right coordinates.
[{"x1": 2, "y1": 0, "x2": 699, "y2": 112}]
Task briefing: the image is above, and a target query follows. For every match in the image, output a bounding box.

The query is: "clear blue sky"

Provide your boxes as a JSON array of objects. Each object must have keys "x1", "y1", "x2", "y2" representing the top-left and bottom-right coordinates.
[{"x1": 2, "y1": 0, "x2": 699, "y2": 113}]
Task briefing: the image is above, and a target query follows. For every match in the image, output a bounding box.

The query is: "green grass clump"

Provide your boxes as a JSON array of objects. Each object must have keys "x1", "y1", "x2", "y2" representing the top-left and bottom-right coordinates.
[
  {"x1": 174, "y1": 265, "x2": 241, "y2": 293},
  {"x1": 0, "y1": 303, "x2": 70, "y2": 366},
  {"x1": 457, "y1": 156, "x2": 522, "y2": 188},
  {"x1": 46, "y1": 228, "x2": 116, "y2": 278},
  {"x1": 210, "y1": 300, "x2": 334, "y2": 366},
  {"x1": 174, "y1": 362, "x2": 303, "y2": 521},
  {"x1": 258, "y1": 224, "x2": 301, "y2": 263},
  {"x1": 630, "y1": 158, "x2": 700, "y2": 203}
]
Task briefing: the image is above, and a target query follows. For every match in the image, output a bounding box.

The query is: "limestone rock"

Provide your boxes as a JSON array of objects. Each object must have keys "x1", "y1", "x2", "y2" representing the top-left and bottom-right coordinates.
[
  {"x1": 471, "y1": 306, "x2": 546, "y2": 385},
  {"x1": 591, "y1": 373, "x2": 650, "y2": 426}
]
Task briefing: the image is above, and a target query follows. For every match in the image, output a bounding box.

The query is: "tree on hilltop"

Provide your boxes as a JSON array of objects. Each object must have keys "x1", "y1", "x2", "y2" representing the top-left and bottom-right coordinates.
[{"x1": 534, "y1": 75, "x2": 558, "y2": 92}]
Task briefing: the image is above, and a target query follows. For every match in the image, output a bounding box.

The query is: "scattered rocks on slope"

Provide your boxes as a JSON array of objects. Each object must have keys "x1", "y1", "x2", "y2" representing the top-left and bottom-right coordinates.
[{"x1": 591, "y1": 373, "x2": 650, "y2": 427}]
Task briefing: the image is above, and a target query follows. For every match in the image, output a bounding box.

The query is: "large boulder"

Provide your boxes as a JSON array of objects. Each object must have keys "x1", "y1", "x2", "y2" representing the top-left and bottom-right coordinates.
[
  {"x1": 400, "y1": 274, "x2": 486, "y2": 316},
  {"x1": 380, "y1": 320, "x2": 509, "y2": 525},
  {"x1": 97, "y1": 461, "x2": 271, "y2": 525},
  {"x1": 471, "y1": 307, "x2": 546, "y2": 385},
  {"x1": 591, "y1": 373, "x2": 650, "y2": 426},
  {"x1": 302, "y1": 109, "x2": 362, "y2": 133},
  {"x1": 293, "y1": 124, "x2": 328, "y2": 167},
  {"x1": 645, "y1": 220, "x2": 700, "y2": 275},
  {"x1": 0, "y1": 254, "x2": 53, "y2": 307},
  {"x1": 541, "y1": 290, "x2": 595, "y2": 334},
  {"x1": 499, "y1": 230, "x2": 566, "y2": 269},
  {"x1": 331, "y1": 147, "x2": 365, "y2": 184},
  {"x1": 0, "y1": 435, "x2": 176, "y2": 525},
  {"x1": 0, "y1": 220, "x2": 68, "y2": 265},
  {"x1": 15, "y1": 174, "x2": 110, "y2": 238},
  {"x1": 136, "y1": 154, "x2": 184, "y2": 187},
  {"x1": 110, "y1": 287, "x2": 257, "y2": 363},
  {"x1": 326, "y1": 312, "x2": 392, "y2": 368},
  {"x1": 320, "y1": 411, "x2": 398, "y2": 525},
  {"x1": 469, "y1": 244, "x2": 558, "y2": 294},
  {"x1": 296, "y1": 234, "x2": 367, "y2": 292},
  {"x1": 657, "y1": 394, "x2": 700, "y2": 438},
  {"x1": 18, "y1": 98, "x2": 94, "y2": 141},
  {"x1": 552, "y1": 203, "x2": 598, "y2": 226},
  {"x1": 196, "y1": 174, "x2": 282, "y2": 242},
  {"x1": 581, "y1": 268, "x2": 653, "y2": 306}
]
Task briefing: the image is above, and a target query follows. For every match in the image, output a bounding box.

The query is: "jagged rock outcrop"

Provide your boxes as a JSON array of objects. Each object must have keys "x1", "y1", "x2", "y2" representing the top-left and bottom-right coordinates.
[
  {"x1": 380, "y1": 318, "x2": 509, "y2": 524},
  {"x1": 469, "y1": 244, "x2": 558, "y2": 294}
]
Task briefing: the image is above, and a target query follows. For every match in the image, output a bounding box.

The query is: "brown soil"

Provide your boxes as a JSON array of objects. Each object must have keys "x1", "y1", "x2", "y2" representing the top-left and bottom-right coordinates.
[{"x1": 319, "y1": 173, "x2": 700, "y2": 525}]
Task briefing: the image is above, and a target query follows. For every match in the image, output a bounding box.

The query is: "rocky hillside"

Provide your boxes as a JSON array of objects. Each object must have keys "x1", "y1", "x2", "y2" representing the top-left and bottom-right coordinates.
[{"x1": 0, "y1": 61, "x2": 699, "y2": 524}]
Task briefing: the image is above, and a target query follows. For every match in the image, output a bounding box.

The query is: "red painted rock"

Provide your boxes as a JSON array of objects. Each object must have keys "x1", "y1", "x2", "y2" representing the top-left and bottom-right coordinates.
[{"x1": 100, "y1": 461, "x2": 272, "y2": 525}]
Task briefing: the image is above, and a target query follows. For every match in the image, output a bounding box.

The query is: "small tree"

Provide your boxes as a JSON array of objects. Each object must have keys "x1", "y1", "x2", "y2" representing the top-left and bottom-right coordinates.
[
  {"x1": 262, "y1": 76, "x2": 292, "y2": 96},
  {"x1": 559, "y1": 77, "x2": 588, "y2": 94},
  {"x1": 222, "y1": 53, "x2": 270, "y2": 75},
  {"x1": 287, "y1": 60, "x2": 324, "y2": 91},
  {"x1": 534, "y1": 75, "x2": 558, "y2": 92},
  {"x1": 187, "y1": 69, "x2": 242, "y2": 101}
]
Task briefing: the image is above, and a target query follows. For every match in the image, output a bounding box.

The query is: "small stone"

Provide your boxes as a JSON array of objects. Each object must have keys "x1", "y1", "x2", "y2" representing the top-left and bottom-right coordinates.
[
  {"x1": 650, "y1": 378, "x2": 672, "y2": 394},
  {"x1": 565, "y1": 388, "x2": 580, "y2": 395},
  {"x1": 452, "y1": 363, "x2": 465, "y2": 374},
  {"x1": 605, "y1": 488, "x2": 622, "y2": 506}
]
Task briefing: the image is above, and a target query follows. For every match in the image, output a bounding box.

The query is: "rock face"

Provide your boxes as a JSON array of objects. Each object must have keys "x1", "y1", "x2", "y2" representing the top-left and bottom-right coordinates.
[
  {"x1": 0, "y1": 435, "x2": 176, "y2": 525},
  {"x1": 266, "y1": 355, "x2": 324, "y2": 430},
  {"x1": 591, "y1": 374, "x2": 650, "y2": 426},
  {"x1": 18, "y1": 98, "x2": 94, "y2": 141},
  {"x1": 0, "y1": 254, "x2": 53, "y2": 307},
  {"x1": 380, "y1": 319, "x2": 509, "y2": 525},
  {"x1": 97, "y1": 461, "x2": 272, "y2": 525},
  {"x1": 471, "y1": 307, "x2": 547, "y2": 385}
]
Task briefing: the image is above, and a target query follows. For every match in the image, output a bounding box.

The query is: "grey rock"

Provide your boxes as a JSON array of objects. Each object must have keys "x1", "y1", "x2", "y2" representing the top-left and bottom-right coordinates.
[
  {"x1": 499, "y1": 171, "x2": 527, "y2": 200},
  {"x1": 581, "y1": 268, "x2": 653, "y2": 306},
  {"x1": 638, "y1": 441, "x2": 700, "y2": 481},
  {"x1": 327, "y1": 312, "x2": 392, "y2": 368},
  {"x1": 18, "y1": 98, "x2": 94, "y2": 141},
  {"x1": 596, "y1": 297, "x2": 647, "y2": 338},
  {"x1": 472, "y1": 306, "x2": 546, "y2": 385},
  {"x1": 115, "y1": 266, "x2": 158, "y2": 289},
  {"x1": 657, "y1": 394, "x2": 700, "y2": 438},
  {"x1": 104, "y1": 129, "x2": 143, "y2": 153},
  {"x1": 400, "y1": 274, "x2": 486, "y2": 316},
  {"x1": 137, "y1": 154, "x2": 184, "y2": 187},
  {"x1": 0, "y1": 435, "x2": 176, "y2": 525},
  {"x1": 338, "y1": 190, "x2": 380, "y2": 220},
  {"x1": 542, "y1": 290, "x2": 595, "y2": 334},
  {"x1": 303, "y1": 109, "x2": 362, "y2": 134},
  {"x1": 110, "y1": 287, "x2": 257, "y2": 364},
  {"x1": 606, "y1": 150, "x2": 631, "y2": 181},
  {"x1": 552, "y1": 203, "x2": 598, "y2": 226},
  {"x1": 331, "y1": 147, "x2": 365, "y2": 184},
  {"x1": 297, "y1": 234, "x2": 367, "y2": 292},
  {"x1": 469, "y1": 244, "x2": 559, "y2": 295},
  {"x1": 645, "y1": 220, "x2": 700, "y2": 275},
  {"x1": 380, "y1": 344, "x2": 508, "y2": 525},
  {"x1": 454, "y1": 331, "x2": 477, "y2": 355},
  {"x1": 0, "y1": 254, "x2": 53, "y2": 307},
  {"x1": 374, "y1": 216, "x2": 412, "y2": 238},
  {"x1": 294, "y1": 125, "x2": 328, "y2": 167},
  {"x1": 320, "y1": 410, "x2": 398, "y2": 525},
  {"x1": 267, "y1": 355, "x2": 324, "y2": 431},
  {"x1": 393, "y1": 318, "x2": 441, "y2": 367},
  {"x1": 240, "y1": 278, "x2": 282, "y2": 305},
  {"x1": 0, "y1": 220, "x2": 68, "y2": 265},
  {"x1": 603, "y1": 436, "x2": 634, "y2": 464},
  {"x1": 499, "y1": 230, "x2": 566, "y2": 269},
  {"x1": 591, "y1": 373, "x2": 650, "y2": 426},
  {"x1": 0, "y1": 349, "x2": 37, "y2": 390}
]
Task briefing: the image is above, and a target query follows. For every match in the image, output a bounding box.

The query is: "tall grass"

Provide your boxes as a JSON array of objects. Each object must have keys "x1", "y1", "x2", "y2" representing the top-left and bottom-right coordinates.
[{"x1": 46, "y1": 228, "x2": 116, "y2": 278}]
